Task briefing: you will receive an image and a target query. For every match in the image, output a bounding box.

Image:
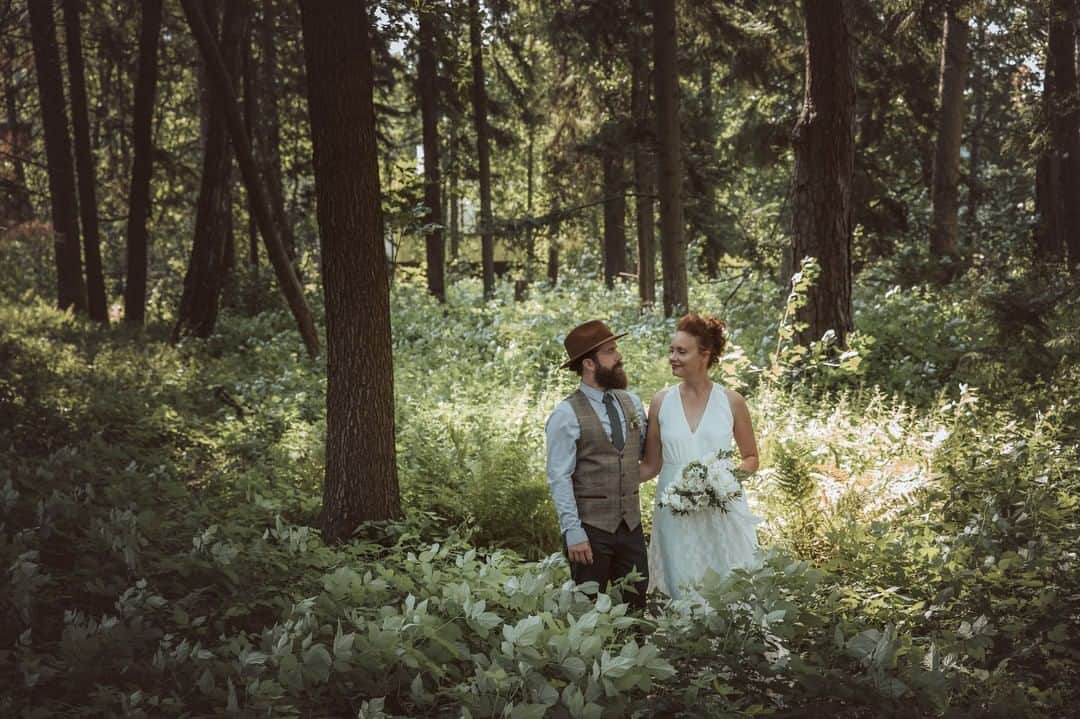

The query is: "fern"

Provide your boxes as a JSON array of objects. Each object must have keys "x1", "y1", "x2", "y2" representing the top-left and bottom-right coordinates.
[{"x1": 770, "y1": 439, "x2": 816, "y2": 506}]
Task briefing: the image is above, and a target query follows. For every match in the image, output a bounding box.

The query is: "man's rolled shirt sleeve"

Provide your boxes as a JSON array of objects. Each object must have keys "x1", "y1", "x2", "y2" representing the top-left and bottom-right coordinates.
[{"x1": 545, "y1": 402, "x2": 589, "y2": 547}]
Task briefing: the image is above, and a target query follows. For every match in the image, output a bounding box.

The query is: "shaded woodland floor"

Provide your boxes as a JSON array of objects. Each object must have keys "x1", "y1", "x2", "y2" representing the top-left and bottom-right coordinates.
[{"x1": 2, "y1": 261, "x2": 1079, "y2": 717}]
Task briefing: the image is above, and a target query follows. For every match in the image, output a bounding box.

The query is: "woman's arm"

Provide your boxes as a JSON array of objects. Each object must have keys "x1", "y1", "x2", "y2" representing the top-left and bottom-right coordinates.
[
  {"x1": 638, "y1": 389, "x2": 666, "y2": 481},
  {"x1": 727, "y1": 389, "x2": 759, "y2": 474}
]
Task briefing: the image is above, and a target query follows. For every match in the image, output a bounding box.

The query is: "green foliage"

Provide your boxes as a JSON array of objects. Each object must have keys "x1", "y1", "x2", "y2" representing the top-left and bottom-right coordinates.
[{"x1": 1, "y1": 262, "x2": 1079, "y2": 716}]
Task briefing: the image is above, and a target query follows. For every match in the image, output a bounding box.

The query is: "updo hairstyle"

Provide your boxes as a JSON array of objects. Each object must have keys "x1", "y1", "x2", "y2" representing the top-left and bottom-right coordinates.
[{"x1": 676, "y1": 313, "x2": 726, "y2": 368}]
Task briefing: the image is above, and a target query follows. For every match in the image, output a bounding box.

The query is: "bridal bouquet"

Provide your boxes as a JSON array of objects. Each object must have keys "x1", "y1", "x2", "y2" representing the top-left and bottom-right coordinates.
[{"x1": 657, "y1": 448, "x2": 746, "y2": 516}]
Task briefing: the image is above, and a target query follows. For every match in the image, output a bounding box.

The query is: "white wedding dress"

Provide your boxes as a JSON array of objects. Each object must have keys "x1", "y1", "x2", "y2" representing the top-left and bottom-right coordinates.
[{"x1": 648, "y1": 383, "x2": 762, "y2": 599}]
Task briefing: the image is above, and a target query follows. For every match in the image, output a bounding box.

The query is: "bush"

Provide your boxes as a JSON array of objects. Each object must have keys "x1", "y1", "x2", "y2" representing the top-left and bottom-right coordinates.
[{"x1": 2, "y1": 263, "x2": 1079, "y2": 716}]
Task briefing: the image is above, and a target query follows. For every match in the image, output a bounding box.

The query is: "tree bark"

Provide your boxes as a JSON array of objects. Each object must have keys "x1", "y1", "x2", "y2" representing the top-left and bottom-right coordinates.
[
  {"x1": 929, "y1": 4, "x2": 968, "y2": 280},
  {"x1": 449, "y1": 117, "x2": 460, "y2": 259},
  {"x1": 4, "y1": 41, "x2": 26, "y2": 189},
  {"x1": 223, "y1": 158, "x2": 236, "y2": 280},
  {"x1": 62, "y1": 0, "x2": 107, "y2": 323},
  {"x1": 602, "y1": 139, "x2": 627, "y2": 287},
  {"x1": 966, "y1": 17, "x2": 985, "y2": 247},
  {"x1": 631, "y1": 44, "x2": 655, "y2": 307},
  {"x1": 259, "y1": 0, "x2": 297, "y2": 265},
  {"x1": 28, "y1": 0, "x2": 85, "y2": 312},
  {"x1": 418, "y1": 3, "x2": 445, "y2": 301},
  {"x1": 790, "y1": 0, "x2": 855, "y2": 347},
  {"x1": 548, "y1": 198, "x2": 560, "y2": 285},
  {"x1": 4, "y1": 39, "x2": 32, "y2": 222},
  {"x1": 181, "y1": 0, "x2": 320, "y2": 357},
  {"x1": 1036, "y1": 151, "x2": 1063, "y2": 260},
  {"x1": 525, "y1": 123, "x2": 536, "y2": 283},
  {"x1": 469, "y1": 0, "x2": 495, "y2": 299},
  {"x1": 652, "y1": 0, "x2": 687, "y2": 316},
  {"x1": 1049, "y1": 0, "x2": 1080, "y2": 269},
  {"x1": 699, "y1": 62, "x2": 720, "y2": 279},
  {"x1": 175, "y1": 0, "x2": 246, "y2": 341},
  {"x1": 124, "y1": 0, "x2": 162, "y2": 325},
  {"x1": 242, "y1": 18, "x2": 258, "y2": 267},
  {"x1": 299, "y1": 0, "x2": 401, "y2": 541}
]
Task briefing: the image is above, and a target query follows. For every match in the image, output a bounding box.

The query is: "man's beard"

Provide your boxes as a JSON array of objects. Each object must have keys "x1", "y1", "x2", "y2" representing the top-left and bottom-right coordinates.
[{"x1": 595, "y1": 362, "x2": 628, "y2": 390}]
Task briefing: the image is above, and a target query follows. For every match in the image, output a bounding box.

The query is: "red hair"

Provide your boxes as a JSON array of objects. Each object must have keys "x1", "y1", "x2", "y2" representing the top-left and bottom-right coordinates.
[{"x1": 676, "y1": 313, "x2": 726, "y2": 367}]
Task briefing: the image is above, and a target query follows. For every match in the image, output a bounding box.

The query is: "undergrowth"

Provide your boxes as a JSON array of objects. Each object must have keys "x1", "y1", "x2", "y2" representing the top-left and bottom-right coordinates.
[{"x1": 1, "y1": 253, "x2": 1078, "y2": 716}]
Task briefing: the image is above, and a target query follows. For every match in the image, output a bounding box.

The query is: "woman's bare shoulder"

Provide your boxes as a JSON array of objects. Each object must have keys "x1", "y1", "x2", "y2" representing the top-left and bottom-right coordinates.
[
  {"x1": 648, "y1": 388, "x2": 669, "y2": 414},
  {"x1": 723, "y1": 387, "x2": 749, "y2": 410}
]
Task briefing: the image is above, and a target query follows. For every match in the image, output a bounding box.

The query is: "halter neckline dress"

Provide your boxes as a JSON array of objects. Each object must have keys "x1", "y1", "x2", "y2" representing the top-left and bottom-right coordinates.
[{"x1": 648, "y1": 383, "x2": 762, "y2": 598}]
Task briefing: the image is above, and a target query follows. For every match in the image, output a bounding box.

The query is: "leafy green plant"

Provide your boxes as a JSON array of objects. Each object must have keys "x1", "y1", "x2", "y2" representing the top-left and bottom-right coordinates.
[{"x1": 2, "y1": 252, "x2": 1079, "y2": 717}]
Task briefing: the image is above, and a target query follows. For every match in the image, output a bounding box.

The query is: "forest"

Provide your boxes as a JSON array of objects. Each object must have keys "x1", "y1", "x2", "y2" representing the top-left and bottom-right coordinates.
[{"x1": 1, "y1": 0, "x2": 1079, "y2": 716}]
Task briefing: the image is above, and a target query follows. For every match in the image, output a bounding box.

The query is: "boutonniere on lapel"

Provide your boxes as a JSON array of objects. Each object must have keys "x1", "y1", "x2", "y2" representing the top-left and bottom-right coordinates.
[{"x1": 628, "y1": 410, "x2": 642, "y2": 432}]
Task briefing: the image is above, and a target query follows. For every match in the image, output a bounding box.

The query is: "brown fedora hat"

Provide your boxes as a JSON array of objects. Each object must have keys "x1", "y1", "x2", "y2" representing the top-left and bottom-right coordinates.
[{"x1": 560, "y1": 320, "x2": 627, "y2": 369}]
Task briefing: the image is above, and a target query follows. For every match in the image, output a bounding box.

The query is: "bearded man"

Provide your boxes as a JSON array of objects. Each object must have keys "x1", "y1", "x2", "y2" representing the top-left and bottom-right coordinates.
[{"x1": 545, "y1": 320, "x2": 649, "y2": 608}]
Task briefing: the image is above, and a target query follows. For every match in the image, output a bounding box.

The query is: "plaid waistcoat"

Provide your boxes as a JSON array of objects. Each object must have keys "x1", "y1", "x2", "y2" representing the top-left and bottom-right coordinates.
[{"x1": 566, "y1": 389, "x2": 642, "y2": 533}]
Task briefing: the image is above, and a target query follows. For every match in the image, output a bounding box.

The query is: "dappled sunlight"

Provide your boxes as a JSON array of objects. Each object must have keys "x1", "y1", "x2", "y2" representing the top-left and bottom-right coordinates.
[{"x1": 3, "y1": 245, "x2": 1079, "y2": 718}]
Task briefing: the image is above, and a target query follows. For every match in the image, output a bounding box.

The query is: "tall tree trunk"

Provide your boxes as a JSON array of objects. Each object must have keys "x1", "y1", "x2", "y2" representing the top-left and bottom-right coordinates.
[
  {"x1": 181, "y1": 0, "x2": 319, "y2": 357},
  {"x1": 1038, "y1": 9, "x2": 1067, "y2": 261},
  {"x1": 28, "y1": 0, "x2": 86, "y2": 312},
  {"x1": 220, "y1": 0, "x2": 237, "y2": 290},
  {"x1": 790, "y1": 0, "x2": 855, "y2": 347},
  {"x1": 175, "y1": 0, "x2": 246, "y2": 340},
  {"x1": 4, "y1": 41, "x2": 26, "y2": 189},
  {"x1": 699, "y1": 62, "x2": 720, "y2": 279},
  {"x1": 652, "y1": 0, "x2": 687, "y2": 316},
  {"x1": 260, "y1": 0, "x2": 296, "y2": 265},
  {"x1": 197, "y1": 1, "x2": 214, "y2": 147},
  {"x1": 242, "y1": 19, "x2": 258, "y2": 267},
  {"x1": 929, "y1": 4, "x2": 968, "y2": 280},
  {"x1": 93, "y1": 39, "x2": 112, "y2": 167},
  {"x1": 967, "y1": 17, "x2": 985, "y2": 247},
  {"x1": 418, "y1": 4, "x2": 445, "y2": 301},
  {"x1": 4, "y1": 39, "x2": 32, "y2": 222},
  {"x1": 468, "y1": 0, "x2": 495, "y2": 299},
  {"x1": 124, "y1": 0, "x2": 162, "y2": 325},
  {"x1": 449, "y1": 117, "x2": 460, "y2": 259},
  {"x1": 223, "y1": 165, "x2": 236, "y2": 279},
  {"x1": 631, "y1": 44, "x2": 655, "y2": 307},
  {"x1": 547, "y1": 238, "x2": 559, "y2": 285},
  {"x1": 1049, "y1": 0, "x2": 1080, "y2": 269},
  {"x1": 548, "y1": 198, "x2": 560, "y2": 285},
  {"x1": 1036, "y1": 151, "x2": 1063, "y2": 260},
  {"x1": 525, "y1": 123, "x2": 536, "y2": 282},
  {"x1": 602, "y1": 139, "x2": 627, "y2": 287},
  {"x1": 62, "y1": 0, "x2": 107, "y2": 323},
  {"x1": 299, "y1": 0, "x2": 400, "y2": 541}
]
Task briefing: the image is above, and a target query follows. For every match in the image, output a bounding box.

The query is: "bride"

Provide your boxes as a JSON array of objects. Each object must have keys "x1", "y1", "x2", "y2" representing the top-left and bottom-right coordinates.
[{"x1": 640, "y1": 313, "x2": 763, "y2": 599}]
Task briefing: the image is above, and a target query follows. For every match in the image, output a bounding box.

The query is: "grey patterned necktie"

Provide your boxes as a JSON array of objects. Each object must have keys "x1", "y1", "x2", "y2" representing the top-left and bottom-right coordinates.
[{"x1": 602, "y1": 392, "x2": 625, "y2": 450}]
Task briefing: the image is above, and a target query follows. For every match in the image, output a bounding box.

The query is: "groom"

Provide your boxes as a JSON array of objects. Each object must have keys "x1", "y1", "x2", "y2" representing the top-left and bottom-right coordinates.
[{"x1": 545, "y1": 320, "x2": 649, "y2": 609}]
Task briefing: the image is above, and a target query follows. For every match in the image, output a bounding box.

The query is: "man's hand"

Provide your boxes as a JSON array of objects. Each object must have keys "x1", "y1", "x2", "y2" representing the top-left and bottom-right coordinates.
[{"x1": 567, "y1": 540, "x2": 593, "y2": 565}]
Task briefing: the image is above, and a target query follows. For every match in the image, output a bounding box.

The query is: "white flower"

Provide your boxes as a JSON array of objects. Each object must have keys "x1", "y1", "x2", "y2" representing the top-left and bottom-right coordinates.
[{"x1": 658, "y1": 449, "x2": 744, "y2": 516}]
